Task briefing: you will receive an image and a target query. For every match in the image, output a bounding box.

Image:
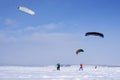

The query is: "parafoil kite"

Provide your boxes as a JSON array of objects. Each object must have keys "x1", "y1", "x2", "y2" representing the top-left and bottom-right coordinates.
[
  {"x1": 18, "y1": 6, "x2": 35, "y2": 15},
  {"x1": 85, "y1": 32, "x2": 104, "y2": 38},
  {"x1": 76, "y1": 49, "x2": 84, "y2": 55}
]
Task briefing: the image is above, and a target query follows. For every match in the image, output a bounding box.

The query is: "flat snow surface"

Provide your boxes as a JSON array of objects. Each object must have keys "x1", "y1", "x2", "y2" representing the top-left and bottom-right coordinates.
[{"x1": 0, "y1": 65, "x2": 120, "y2": 80}]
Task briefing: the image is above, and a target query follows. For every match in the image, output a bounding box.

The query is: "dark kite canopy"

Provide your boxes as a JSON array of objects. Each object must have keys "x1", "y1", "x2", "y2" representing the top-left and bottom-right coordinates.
[{"x1": 85, "y1": 32, "x2": 104, "y2": 38}]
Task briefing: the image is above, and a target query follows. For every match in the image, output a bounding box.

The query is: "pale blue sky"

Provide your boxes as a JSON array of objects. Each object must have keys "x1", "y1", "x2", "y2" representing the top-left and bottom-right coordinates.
[{"x1": 0, "y1": 0, "x2": 120, "y2": 66}]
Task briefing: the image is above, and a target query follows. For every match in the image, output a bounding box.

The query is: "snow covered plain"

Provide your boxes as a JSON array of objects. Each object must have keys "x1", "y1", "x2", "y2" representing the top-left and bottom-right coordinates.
[{"x1": 0, "y1": 65, "x2": 120, "y2": 80}]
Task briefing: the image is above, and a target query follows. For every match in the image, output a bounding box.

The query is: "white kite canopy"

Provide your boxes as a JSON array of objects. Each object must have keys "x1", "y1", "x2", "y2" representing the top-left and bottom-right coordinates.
[{"x1": 18, "y1": 6, "x2": 35, "y2": 15}]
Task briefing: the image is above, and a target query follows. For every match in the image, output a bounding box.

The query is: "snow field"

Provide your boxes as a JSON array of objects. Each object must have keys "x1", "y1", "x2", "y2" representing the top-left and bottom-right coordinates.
[{"x1": 0, "y1": 65, "x2": 120, "y2": 80}]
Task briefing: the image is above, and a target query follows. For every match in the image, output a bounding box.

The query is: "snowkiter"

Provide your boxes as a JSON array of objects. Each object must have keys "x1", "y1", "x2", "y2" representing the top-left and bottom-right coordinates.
[
  {"x1": 79, "y1": 64, "x2": 83, "y2": 71},
  {"x1": 57, "y1": 63, "x2": 60, "y2": 70}
]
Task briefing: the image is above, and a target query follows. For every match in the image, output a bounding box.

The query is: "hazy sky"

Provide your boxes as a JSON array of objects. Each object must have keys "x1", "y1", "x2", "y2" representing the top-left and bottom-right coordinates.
[{"x1": 0, "y1": 0, "x2": 120, "y2": 66}]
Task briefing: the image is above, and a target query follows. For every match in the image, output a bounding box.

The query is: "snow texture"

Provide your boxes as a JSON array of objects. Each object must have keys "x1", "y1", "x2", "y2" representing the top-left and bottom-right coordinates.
[{"x1": 0, "y1": 65, "x2": 120, "y2": 80}]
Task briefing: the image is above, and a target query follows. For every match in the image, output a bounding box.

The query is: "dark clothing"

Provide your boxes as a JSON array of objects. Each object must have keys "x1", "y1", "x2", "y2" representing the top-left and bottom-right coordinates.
[
  {"x1": 57, "y1": 66, "x2": 60, "y2": 70},
  {"x1": 57, "y1": 63, "x2": 60, "y2": 70}
]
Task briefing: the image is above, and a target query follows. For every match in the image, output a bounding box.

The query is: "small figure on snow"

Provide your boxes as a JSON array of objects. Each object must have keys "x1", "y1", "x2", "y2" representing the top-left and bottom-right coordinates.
[
  {"x1": 57, "y1": 63, "x2": 61, "y2": 70},
  {"x1": 79, "y1": 64, "x2": 83, "y2": 71},
  {"x1": 95, "y1": 66, "x2": 97, "y2": 69}
]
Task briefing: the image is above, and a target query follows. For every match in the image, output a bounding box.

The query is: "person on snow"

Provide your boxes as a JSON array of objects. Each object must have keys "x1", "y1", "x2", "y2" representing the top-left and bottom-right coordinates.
[
  {"x1": 79, "y1": 64, "x2": 83, "y2": 71},
  {"x1": 57, "y1": 63, "x2": 61, "y2": 70}
]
